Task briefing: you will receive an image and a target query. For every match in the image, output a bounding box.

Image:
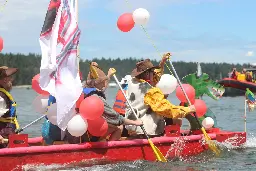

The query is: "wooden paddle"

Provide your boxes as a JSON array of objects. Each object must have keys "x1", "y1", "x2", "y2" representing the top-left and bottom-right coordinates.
[
  {"x1": 168, "y1": 60, "x2": 221, "y2": 156},
  {"x1": 15, "y1": 114, "x2": 47, "y2": 134},
  {"x1": 112, "y1": 72, "x2": 167, "y2": 162}
]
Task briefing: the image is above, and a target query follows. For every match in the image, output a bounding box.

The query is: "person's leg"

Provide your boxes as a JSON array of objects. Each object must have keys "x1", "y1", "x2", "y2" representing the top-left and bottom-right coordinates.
[
  {"x1": 172, "y1": 118, "x2": 182, "y2": 126},
  {"x1": 101, "y1": 124, "x2": 123, "y2": 141},
  {"x1": 42, "y1": 120, "x2": 61, "y2": 145},
  {"x1": 121, "y1": 125, "x2": 129, "y2": 137}
]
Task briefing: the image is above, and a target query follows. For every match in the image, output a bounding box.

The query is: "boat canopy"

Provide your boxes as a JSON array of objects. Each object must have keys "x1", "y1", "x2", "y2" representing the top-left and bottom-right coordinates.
[{"x1": 244, "y1": 68, "x2": 256, "y2": 72}]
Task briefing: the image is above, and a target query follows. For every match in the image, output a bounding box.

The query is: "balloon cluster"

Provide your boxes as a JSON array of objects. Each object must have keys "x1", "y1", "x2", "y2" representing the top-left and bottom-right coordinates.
[
  {"x1": 155, "y1": 74, "x2": 213, "y2": 129},
  {"x1": 74, "y1": 95, "x2": 108, "y2": 137},
  {"x1": 176, "y1": 84, "x2": 208, "y2": 118},
  {"x1": 117, "y1": 8, "x2": 150, "y2": 32},
  {"x1": 31, "y1": 74, "x2": 108, "y2": 137}
]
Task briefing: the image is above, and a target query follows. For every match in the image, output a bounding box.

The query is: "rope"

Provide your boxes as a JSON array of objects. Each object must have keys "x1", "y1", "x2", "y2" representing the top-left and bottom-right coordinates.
[
  {"x1": 0, "y1": 0, "x2": 8, "y2": 12},
  {"x1": 123, "y1": 0, "x2": 173, "y2": 75}
]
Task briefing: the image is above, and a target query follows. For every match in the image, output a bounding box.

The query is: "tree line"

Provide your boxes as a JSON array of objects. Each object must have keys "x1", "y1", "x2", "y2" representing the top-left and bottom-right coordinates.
[{"x1": 0, "y1": 53, "x2": 250, "y2": 96}]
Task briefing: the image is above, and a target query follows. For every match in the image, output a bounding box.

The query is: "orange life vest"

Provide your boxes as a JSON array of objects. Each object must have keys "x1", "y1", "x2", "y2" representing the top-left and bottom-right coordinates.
[{"x1": 113, "y1": 89, "x2": 127, "y2": 115}]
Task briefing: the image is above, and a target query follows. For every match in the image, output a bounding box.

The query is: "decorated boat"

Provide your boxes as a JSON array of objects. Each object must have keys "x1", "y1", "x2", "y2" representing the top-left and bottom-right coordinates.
[
  {"x1": 0, "y1": 127, "x2": 246, "y2": 171},
  {"x1": 0, "y1": 63, "x2": 246, "y2": 170},
  {"x1": 218, "y1": 68, "x2": 256, "y2": 92}
]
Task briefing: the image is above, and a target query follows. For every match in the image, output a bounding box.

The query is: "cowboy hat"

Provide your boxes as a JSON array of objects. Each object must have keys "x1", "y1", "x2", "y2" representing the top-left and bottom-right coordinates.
[
  {"x1": 0, "y1": 66, "x2": 18, "y2": 80},
  {"x1": 131, "y1": 59, "x2": 160, "y2": 77}
]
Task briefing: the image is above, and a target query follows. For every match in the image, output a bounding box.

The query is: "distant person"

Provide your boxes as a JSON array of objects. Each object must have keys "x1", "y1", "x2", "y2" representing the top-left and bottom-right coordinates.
[
  {"x1": 231, "y1": 68, "x2": 238, "y2": 79},
  {"x1": 0, "y1": 66, "x2": 19, "y2": 148},
  {"x1": 246, "y1": 72, "x2": 253, "y2": 82}
]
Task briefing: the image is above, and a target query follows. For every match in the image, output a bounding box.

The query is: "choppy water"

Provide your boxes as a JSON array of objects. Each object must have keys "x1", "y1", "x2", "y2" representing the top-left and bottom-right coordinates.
[{"x1": 12, "y1": 87, "x2": 256, "y2": 171}]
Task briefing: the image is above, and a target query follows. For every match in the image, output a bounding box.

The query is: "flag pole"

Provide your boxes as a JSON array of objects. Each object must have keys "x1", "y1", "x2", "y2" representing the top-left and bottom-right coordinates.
[
  {"x1": 244, "y1": 99, "x2": 247, "y2": 133},
  {"x1": 75, "y1": 0, "x2": 80, "y2": 68},
  {"x1": 75, "y1": 0, "x2": 82, "y2": 143}
]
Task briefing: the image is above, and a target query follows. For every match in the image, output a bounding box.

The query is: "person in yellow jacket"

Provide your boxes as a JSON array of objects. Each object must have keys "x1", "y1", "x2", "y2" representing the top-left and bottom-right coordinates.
[
  {"x1": 125, "y1": 55, "x2": 195, "y2": 138},
  {"x1": 0, "y1": 66, "x2": 19, "y2": 148}
]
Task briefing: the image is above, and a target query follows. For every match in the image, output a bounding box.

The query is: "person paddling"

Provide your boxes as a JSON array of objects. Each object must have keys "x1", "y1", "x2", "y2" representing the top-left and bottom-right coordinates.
[
  {"x1": 126, "y1": 57, "x2": 196, "y2": 139},
  {"x1": 85, "y1": 62, "x2": 143, "y2": 141},
  {"x1": 0, "y1": 66, "x2": 19, "y2": 148}
]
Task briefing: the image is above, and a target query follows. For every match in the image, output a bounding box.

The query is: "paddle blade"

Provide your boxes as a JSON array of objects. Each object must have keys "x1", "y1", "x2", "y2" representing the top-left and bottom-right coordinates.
[
  {"x1": 201, "y1": 128, "x2": 221, "y2": 156},
  {"x1": 148, "y1": 139, "x2": 167, "y2": 162}
]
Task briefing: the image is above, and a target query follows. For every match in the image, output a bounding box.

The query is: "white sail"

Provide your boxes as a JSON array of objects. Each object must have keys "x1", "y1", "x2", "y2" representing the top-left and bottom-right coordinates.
[{"x1": 197, "y1": 62, "x2": 202, "y2": 77}]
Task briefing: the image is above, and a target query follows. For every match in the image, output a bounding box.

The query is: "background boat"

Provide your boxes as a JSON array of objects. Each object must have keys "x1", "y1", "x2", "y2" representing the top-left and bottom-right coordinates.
[{"x1": 108, "y1": 82, "x2": 117, "y2": 88}]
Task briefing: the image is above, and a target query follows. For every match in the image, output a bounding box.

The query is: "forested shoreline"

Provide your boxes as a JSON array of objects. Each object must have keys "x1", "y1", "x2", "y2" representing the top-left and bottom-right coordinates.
[
  {"x1": 0, "y1": 53, "x2": 251, "y2": 85},
  {"x1": 0, "y1": 53, "x2": 250, "y2": 96}
]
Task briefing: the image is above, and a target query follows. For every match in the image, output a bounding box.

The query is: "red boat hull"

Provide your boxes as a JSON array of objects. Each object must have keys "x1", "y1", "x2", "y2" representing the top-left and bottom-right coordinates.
[
  {"x1": 218, "y1": 78, "x2": 256, "y2": 92},
  {"x1": 0, "y1": 129, "x2": 246, "y2": 171}
]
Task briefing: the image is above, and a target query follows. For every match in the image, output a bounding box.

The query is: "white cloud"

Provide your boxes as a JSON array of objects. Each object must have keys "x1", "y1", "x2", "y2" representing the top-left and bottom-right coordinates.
[{"x1": 246, "y1": 51, "x2": 254, "y2": 57}]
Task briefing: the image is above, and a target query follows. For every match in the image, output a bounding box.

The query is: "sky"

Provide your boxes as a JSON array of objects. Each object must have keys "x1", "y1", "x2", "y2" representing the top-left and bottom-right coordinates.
[{"x1": 0, "y1": 0, "x2": 256, "y2": 63}]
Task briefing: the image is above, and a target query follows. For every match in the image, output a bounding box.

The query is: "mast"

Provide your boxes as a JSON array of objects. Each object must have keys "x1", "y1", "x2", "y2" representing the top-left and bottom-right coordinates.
[
  {"x1": 197, "y1": 62, "x2": 202, "y2": 77},
  {"x1": 75, "y1": 0, "x2": 80, "y2": 68}
]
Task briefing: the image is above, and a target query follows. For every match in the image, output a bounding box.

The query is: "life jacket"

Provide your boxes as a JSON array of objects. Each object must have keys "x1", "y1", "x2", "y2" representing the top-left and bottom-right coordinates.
[
  {"x1": 113, "y1": 85, "x2": 128, "y2": 115},
  {"x1": 0, "y1": 88, "x2": 19, "y2": 130}
]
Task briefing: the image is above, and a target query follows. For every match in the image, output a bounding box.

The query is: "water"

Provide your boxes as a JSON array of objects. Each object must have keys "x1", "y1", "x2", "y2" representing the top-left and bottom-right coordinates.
[{"x1": 12, "y1": 87, "x2": 256, "y2": 171}]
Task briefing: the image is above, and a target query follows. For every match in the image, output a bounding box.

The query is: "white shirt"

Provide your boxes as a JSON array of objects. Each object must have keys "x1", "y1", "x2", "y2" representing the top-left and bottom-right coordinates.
[
  {"x1": 0, "y1": 96, "x2": 9, "y2": 117},
  {"x1": 125, "y1": 78, "x2": 165, "y2": 135}
]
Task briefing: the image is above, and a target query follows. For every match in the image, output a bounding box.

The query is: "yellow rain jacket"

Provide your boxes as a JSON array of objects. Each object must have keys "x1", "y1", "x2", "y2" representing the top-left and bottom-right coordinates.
[{"x1": 144, "y1": 87, "x2": 191, "y2": 119}]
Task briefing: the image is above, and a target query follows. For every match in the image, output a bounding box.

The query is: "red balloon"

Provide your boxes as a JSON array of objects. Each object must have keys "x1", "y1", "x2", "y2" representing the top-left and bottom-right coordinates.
[
  {"x1": 176, "y1": 84, "x2": 195, "y2": 104},
  {"x1": 76, "y1": 93, "x2": 84, "y2": 109},
  {"x1": 31, "y1": 74, "x2": 49, "y2": 95},
  {"x1": 192, "y1": 99, "x2": 207, "y2": 118},
  {"x1": 87, "y1": 117, "x2": 108, "y2": 137},
  {"x1": 79, "y1": 96, "x2": 104, "y2": 120},
  {"x1": 0, "y1": 37, "x2": 3, "y2": 52},
  {"x1": 117, "y1": 13, "x2": 135, "y2": 32}
]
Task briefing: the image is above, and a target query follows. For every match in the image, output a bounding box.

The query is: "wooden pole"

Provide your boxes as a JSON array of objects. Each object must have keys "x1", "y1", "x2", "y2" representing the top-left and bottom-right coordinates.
[
  {"x1": 244, "y1": 100, "x2": 247, "y2": 133},
  {"x1": 75, "y1": 0, "x2": 80, "y2": 67},
  {"x1": 75, "y1": 0, "x2": 82, "y2": 142}
]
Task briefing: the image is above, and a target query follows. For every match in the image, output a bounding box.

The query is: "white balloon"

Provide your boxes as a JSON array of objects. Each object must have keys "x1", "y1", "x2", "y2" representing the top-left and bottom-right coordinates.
[
  {"x1": 47, "y1": 103, "x2": 57, "y2": 125},
  {"x1": 32, "y1": 95, "x2": 49, "y2": 114},
  {"x1": 67, "y1": 114, "x2": 88, "y2": 137},
  {"x1": 132, "y1": 8, "x2": 150, "y2": 26},
  {"x1": 156, "y1": 74, "x2": 178, "y2": 95},
  {"x1": 202, "y1": 117, "x2": 214, "y2": 129}
]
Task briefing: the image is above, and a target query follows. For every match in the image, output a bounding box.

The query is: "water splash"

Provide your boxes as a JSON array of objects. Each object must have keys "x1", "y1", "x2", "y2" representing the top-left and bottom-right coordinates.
[{"x1": 244, "y1": 133, "x2": 256, "y2": 148}]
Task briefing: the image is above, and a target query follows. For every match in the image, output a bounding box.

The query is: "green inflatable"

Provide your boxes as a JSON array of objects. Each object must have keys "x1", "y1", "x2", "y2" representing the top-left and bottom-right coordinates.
[{"x1": 182, "y1": 73, "x2": 225, "y2": 131}]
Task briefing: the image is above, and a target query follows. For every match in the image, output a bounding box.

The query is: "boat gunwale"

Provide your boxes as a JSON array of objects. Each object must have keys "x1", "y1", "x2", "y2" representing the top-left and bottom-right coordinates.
[
  {"x1": 219, "y1": 78, "x2": 256, "y2": 86},
  {"x1": 0, "y1": 133, "x2": 216, "y2": 156}
]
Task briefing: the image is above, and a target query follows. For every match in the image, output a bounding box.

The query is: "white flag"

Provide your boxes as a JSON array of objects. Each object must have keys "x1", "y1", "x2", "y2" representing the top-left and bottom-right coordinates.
[{"x1": 39, "y1": 0, "x2": 82, "y2": 130}]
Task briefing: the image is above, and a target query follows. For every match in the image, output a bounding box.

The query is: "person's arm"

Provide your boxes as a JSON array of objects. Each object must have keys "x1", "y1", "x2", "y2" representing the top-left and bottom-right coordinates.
[
  {"x1": 93, "y1": 94, "x2": 125, "y2": 126},
  {"x1": 144, "y1": 87, "x2": 195, "y2": 119},
  {"x1": 92, "y1": 94, "x2": 142, "y2": 126},
  {"x1": 0, "y1": 96, "x2": 8, "y2": 117},
  {"x1": 0, "y1": 135, "x2": 4, "y2": 144}
]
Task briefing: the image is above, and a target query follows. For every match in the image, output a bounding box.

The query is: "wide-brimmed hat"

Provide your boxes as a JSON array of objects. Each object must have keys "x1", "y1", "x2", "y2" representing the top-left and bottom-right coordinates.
[
  {"x1": 131, "y1": 59, "x2": 160, "y2": 77},
  {"x1": 0, "y1": 66, "x2": 18, "y2": 80},
  {"x1": 86, "y1": 63, "x2": 108, "y2": 90}
]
